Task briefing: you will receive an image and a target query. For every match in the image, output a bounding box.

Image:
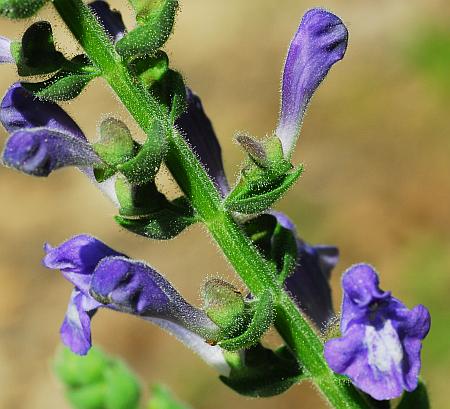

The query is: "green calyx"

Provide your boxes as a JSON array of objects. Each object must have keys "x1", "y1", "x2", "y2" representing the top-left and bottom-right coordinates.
[
  {"x1": 130, "y1": 50, "x2": 169, "y2": 86},
  {"x1": 117, "y1": 119, "x2": 167, "y2": 185},
  {"x1": 202, "y1": 279, "x2": 246, "y2": 337},
  {"x1": 93, "y1": 118, "x2": 138, "y2": 182},
  {"x1": 241, "y1": 214, "x2": 298, "y2": 284},
  {"x1": 225, "y1": 135, "x2": 303, "y2": 214},
  {"x1": 218, "y1": 289, "x2": 274, "y2": 351},
  {"x1": 0, "y1": 0, "x2": 47, "y2": 19},
  {"x1": 148, "y1": 69, "x2": 187, "y2": 121}
]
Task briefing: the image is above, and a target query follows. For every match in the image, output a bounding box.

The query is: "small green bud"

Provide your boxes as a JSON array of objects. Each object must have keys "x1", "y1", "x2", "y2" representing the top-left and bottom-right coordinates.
[
  {"x1": 202, "y1": 279, "x2": 246, "y2": 336},
  {"x1": 66, "y1": 383, "x2": 106, "y2": 409},
  {"x1": 104, "y1": 361, "x2": 141, "y2": 409},
  {"x1": 54, "y1": 347, "x2": 141, "y2": 409},
  {"x1": 54, "y1": 347, "x2": 108, "y2": 388}
]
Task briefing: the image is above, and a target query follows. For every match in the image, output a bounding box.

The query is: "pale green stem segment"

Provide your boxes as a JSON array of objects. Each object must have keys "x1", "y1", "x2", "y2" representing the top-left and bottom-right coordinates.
[{"x1": 52, "y1": 1, "x2": 372, "y2": 407}]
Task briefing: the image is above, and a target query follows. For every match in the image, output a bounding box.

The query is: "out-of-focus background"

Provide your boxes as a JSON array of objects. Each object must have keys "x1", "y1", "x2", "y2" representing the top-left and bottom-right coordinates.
[{"x1": 1, "y1": 0, "x2": 449, "y2": 408}]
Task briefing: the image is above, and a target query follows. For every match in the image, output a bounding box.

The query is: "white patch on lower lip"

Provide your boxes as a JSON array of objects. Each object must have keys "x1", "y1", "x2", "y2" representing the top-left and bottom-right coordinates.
[
  {"x1": 365, "y1": 320, "x2": 403, "y2": 373},
  {"x1": 67, "y1": 298, "x2": 82, "y2": 327}
]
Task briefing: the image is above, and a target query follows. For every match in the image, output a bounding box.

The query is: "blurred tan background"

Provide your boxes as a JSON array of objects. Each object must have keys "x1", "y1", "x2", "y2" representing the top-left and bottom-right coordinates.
[{"x1": 1, "y1": 0, "x2": 450, "y2": 408}]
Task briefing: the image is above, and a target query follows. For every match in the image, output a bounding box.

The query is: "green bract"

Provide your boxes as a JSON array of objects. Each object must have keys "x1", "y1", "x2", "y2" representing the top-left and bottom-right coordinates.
[
  {"x1": 0, "y1": 0, "x2": 47, "y2": 18},
  {"x1": 115, "y1": 196, "x2": 197, "y2": 240},
  {"x1": 11, "y1": 21, "x2": 66, "y2": 76},
  {"x1": 21, "y1": 55, "x2": 99, "y2": 101},
  {"x1": 220, "y1": 345, "x2": 303, "y2": 398},
  {"x1": 396, "y1": 382, "x2": 430, "y2": 409},
  {"x1": 116, "y1": 0, "x2": 178, "y2": 59}
]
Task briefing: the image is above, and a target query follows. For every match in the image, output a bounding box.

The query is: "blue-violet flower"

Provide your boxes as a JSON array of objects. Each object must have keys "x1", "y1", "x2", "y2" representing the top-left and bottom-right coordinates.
[
  {"x1": 276, "y1": 8, "x2": 348, "y2": 157},
  {"x1": 324, "y1": 264, "x2": 431, "y2": 400},
  {"x1": 272, "y1": 211, "x2": 338, "y2": 329},
  {"x1": 0, "y1": 35, "x2": 13, "y2": 64},
  {"x1": 43, "y1": 235, "x2": 229, "y2": 374},
  {"x1": 0, "y1": 83, "x2": 118, "y2": 203},
  {"x1": 88, "y1": 0, "x2": 126, "y2": 43}
]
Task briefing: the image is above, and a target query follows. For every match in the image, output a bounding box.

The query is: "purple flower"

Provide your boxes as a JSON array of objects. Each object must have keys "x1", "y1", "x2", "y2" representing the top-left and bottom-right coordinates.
[
  {"x1": 0, "y1": 35, "x2": 13, "y2": 64},
  {"x1": 175, "y1": 89, "x2": 229, "y2": 197},
  {"x1": 272, "y1": 211, "x2": 338, "y2": 329},
  {"x1": 1, "y1": 83, "x2": 118, "y2": 203},
  {"x1": 43, "y1": 235, "x2": 229, "y2": 374},
  {"x1": 324, "y1": 264, "x2": 431, "y2": 400},
  {"x1": 276, "y1": 8, "x2": 348, "y2": 157},
  {"x1": 3, "y1": 128, "x2": 101, "y2": 176},
  {"x1": 88, "y1": 1, "x2": 126, "y2": 43}
]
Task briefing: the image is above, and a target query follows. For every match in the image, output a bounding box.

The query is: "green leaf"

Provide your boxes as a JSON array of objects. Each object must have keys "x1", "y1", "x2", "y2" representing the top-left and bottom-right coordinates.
[
  {"x1": 219, "y1": 290, "x2": 274, "y2": 351},
  {"x1": 116, "y1": 0, "x2": 179, "y2": 60},
  {"x1": 104, "y1": 362, "x2": 141, "y2": 409},
  {"x1": 21, "y1": 55, "x2": 98, "y2": 101},
  {"x1": 220, "y1": 344, "x2": 303, "y2": 397},
  {"x1": 396, "y1": 381, "x2": 430, "y2": 409},
  {"x1": 118, "y1": 120, "x2": 167, "y2": 185},
  {"x1": 225, "y1": 166, "x2": 303, "y2": 214},
  {"x1": 0, "y1": 0, "x2": 47, "y2": 19},
  {"x1": 115, "y1": 197, "x2": 197, "y2": 240},
  {"x1": 147, "y1": 384, "x2": 191, "y2": 409},
  {"x1": 11, "y1": 21, "x2": 66, "y2": 76}
]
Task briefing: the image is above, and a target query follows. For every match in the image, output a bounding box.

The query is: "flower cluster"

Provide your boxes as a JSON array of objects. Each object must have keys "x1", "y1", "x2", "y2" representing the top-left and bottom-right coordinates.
[{"x1": 0, "y1": 1, "x2": 431, "y2": 403}]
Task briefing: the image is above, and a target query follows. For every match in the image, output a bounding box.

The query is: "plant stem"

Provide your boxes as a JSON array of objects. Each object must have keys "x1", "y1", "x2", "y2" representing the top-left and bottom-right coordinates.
[{"x1": 52, "y1": 1, "x2": 371, "y2": 407}]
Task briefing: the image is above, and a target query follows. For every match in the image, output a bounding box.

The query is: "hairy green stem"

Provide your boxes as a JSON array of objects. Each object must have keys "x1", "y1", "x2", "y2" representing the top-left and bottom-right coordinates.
[{"x1": 52, "y1": 1, "x2": 371, "y2": 407}]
